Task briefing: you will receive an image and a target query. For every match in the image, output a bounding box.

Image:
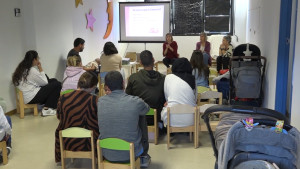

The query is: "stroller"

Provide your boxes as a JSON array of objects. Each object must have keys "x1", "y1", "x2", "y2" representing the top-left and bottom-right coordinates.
[
  {"x1": 229, "y1": 44, "x2": 266, "y2": 107},
  {"x1": 202, "y1": 105, "x2": 300, "y2": 169}
]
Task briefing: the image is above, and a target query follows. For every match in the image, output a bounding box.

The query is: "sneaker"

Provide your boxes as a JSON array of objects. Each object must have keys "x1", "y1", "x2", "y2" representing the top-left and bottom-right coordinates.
[
  {"x1": 140, "y1": 154, "x2": 151, "y2": 168},
  {"x1": 42, "y1": 108, "x2": 56, "y2": 116},
  {"x1": 6, "y1": 147, "x2": 11, "y2": 156}
]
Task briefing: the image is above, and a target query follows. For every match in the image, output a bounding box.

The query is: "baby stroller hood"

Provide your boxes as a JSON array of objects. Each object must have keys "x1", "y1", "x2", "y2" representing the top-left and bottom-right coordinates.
[{"x1": 218, "y1": 121, "x2": 300, "y2": 169}]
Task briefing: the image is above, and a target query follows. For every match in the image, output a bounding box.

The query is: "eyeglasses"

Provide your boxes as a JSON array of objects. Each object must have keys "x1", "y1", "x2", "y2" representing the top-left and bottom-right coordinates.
[{"x1": 220, "y1": 48, "x2": 226, "y2": 51}]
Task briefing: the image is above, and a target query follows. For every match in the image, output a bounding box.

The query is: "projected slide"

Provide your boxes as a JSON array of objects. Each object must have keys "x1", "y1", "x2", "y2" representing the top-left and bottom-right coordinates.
[{"x1": 125, "y1": 5, "x2": 164, "y2": 37}]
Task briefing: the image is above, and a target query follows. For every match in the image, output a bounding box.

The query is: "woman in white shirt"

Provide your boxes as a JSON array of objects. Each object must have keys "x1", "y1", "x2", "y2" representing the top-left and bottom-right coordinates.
[
  {"x1": 161, "y1": 58, "x2": 197, "y2": 127},
  {"x1": 12, "y1": 50, "x2": 61, "y2": 116}
]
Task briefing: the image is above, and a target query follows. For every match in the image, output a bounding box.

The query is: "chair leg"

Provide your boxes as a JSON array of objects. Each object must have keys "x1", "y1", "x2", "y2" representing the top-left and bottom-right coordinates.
[
  {"x1": 136, "y1": 158, "x2": 141, "y2": 169},
  {"x1": 20, "y1": 107, "x2": 25, "y2": 119},
  {"x1": 167, "y1": 130, "x2": 170, "y2": 149},
  {"x1": 92, "y1": 156, "x2": 95, "y2": 169},
  {"x1": 154, "y1": 127, "x2": 158, "y2": 145},
  {"x1": 33, "y1": 105, "x2": 38, "y2": 116},
  {"x1": 189, "y1": 132, "x2": 193, "y2": 142},
  {"x1": 1, "y1": 141, "x2": 8, "y2": 165}
]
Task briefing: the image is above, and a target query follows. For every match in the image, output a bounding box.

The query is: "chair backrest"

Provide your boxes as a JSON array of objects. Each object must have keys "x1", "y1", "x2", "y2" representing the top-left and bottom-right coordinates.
[
  {"x1": 146, "y1": 108, "x2": 155, "y2": 116},
  {"x1": 99, "y1": 138, "x2": 130, "y2": 150},
  {"x1": 61, "y1": 127, "x2": 92, "y2": 138},
  {"x1": 197, "y1": 86, "x2": 211, "y2": 94},
  {"x1": 97, "y1": 138, "x2": 136, "y2": 169},
  {"x1": 198, "y1": 91, "x2": 223, "y2": 105},
  {"x1": 15, "y1": 88, "x2": 23, "y2": 104},
  {"x1": 60, "y1": 89, "x2": 74, "y2": 96},
  {"x1": 168, "y1": 104, "x2": 196, "y2": 114}
]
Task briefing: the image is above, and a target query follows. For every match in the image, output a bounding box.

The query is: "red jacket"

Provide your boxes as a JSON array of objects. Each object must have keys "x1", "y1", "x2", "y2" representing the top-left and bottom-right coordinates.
[{"x1": 163, "y1": 41, "x2": 179, "y2": 59}]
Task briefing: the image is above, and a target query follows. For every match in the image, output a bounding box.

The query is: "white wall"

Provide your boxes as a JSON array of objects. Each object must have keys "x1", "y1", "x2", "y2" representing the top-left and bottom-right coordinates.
[
  {"x1": 118, "y1": 0, "x2": 248, "y2": 62},
  {"x1": 0, "y1": 0, "x2": 24, "y2": 111},
  {"x1": 290, "y1": 1, "x2": 300, "y2": 129},
  {"x1": 1, "y1": 0, "x2": 119, "y2": 111},
  {"x1": 246, "y1": 0, "x2": 281, "y2": 109}
]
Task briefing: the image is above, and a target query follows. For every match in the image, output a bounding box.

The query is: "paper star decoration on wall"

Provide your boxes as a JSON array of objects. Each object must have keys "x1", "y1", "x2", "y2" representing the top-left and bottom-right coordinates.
[
  {"x1": 75, "y1": 0, "x2": 83, "y2": 8},
  {"x1": 86, "y1": 9, "x2": 96, "y2": 32}
]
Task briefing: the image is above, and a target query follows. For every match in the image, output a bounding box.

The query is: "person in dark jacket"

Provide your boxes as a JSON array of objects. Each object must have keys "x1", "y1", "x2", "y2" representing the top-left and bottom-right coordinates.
[{"x1": 126, "y1": 50, "x2": 165, "y2": 125}]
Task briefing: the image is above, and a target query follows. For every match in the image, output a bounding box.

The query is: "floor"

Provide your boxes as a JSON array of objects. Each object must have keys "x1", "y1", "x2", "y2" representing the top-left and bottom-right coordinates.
[
  {"x1": 2, "y1": 63, "x2": 216, "y2": 169},
  {"x1": 2, "y1": 113, "x2": 216, "y2": 169}
]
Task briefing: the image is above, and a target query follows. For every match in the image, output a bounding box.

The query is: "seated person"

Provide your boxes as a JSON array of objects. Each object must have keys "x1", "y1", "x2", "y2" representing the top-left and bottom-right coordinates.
[
  {"x1": 126, "y1": 50, "x2": 165, "y2": 125},
  {"x1": 190, "y1": 50, "x2": 210, "y2": 88},
  {"x1": 0, "y1": 105, "x2": 11, "y2": 164},
  {"x1": 163, "y1": 33, "x2": 179, "y2": 68},
  {"x1": 85, "y1": 58, "x2": 100, "y2": 72},
  {"x1": 98, "y1": 71, "x2": 151, "y2": 167},
  {"x1": 217, "y1": 35, "x2": 233, "y2": 73},
  {"x1": 61, "y1": 55, "x2": 85, "y2": 92},
  {"x1": 161, "y1": 58, "x2": 197, "y2": 127},
  {"x1": 100, "y1": 42, "x2": 122, "y2": 83},
  {"x1": 196, "y1": 32, "x2": 212, "y2": 66},
  {"x1": 55, "y1": 72, "x2": 99, "y2": 163},
  {"x1": 12, "y1": 50, "x2": 61, "y2": 116}
]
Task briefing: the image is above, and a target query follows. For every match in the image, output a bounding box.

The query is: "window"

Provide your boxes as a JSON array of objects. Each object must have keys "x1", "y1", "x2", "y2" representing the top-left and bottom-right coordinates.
[{"x1": 171, "y1": 0, "x2": 233, "y2": 35}]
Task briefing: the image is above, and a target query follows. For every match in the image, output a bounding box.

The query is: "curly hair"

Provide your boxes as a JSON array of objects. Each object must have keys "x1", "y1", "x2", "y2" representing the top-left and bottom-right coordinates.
[
  {"x1": 190, "y1": 50, "x2": 209, "y2": 79},
  {"x1": 12, "y1": 50, "x2": 38, "y2": 86}
]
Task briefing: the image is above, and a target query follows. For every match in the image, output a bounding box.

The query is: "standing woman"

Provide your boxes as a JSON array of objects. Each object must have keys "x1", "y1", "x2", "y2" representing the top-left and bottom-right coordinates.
[
  {"x1": 196, "y1": 32, "x2": 212, "y2": 66},
  {"x1": 12, "y1": 50, "x2": 61, "y2": 116},
  {"x1": 100, "y1": 42, "x2": 122, "y2": 83},
  {"x1": 163, "y1": 33, "x2": 179, "y2": 68}
]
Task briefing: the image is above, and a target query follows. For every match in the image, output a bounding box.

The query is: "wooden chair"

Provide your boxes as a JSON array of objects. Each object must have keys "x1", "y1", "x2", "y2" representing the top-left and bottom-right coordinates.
[
  {"x1": 167, "y1": 104, "x2": 199, "y2": 149},
  {"x1": 97, "y1": 138, "x2": 140, "y2": 169},
  {"x1": 146, "y1": 108, "x2": 158, "y2": 145},
  {"x1": 59, "y1": 127, "x2": 95, "y2": 169},
  {"x1": 98, "y1": 75, "x2": 105, "y2": 97},
  {"x1": 197, "y1": 90, "x2": 222, "y2": 106},
  {"x1": 15, "y1": 88, "x2": 38, "y2": 119},
  {"x1": 197, "y1": 86, "x2": 211, "y2": 106},
  {"x1": 0, "y1": 141, "x2": 8, "y2": 165},
  {"x1": 198, "y1": 91, "x2": 222, "y2": 131},
  {"x1": 209, "y1": 68, "x2": 218, "y2": 89}
]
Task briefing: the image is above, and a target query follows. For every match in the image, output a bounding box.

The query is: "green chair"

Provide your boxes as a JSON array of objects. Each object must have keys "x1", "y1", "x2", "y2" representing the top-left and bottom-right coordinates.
[
  {"x1": 60, "y1": 89, "x2": 75, "y2": 96},
  {"x1": 146, "y1": 108, "x2": 158, "y2": 145},
  {"x1": 97, "y1": 138, "x2": 140, "y2": 169},
  {"x1": 59, "y1": 127, "x2": 95, "y2": 169}
]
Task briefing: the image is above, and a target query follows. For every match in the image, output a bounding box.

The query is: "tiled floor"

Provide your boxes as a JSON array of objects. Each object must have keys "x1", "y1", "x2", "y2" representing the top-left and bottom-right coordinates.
[
  {"x1": 2, "y1": 63, "x2": 216, "y2": 169},
  {"x1": 2, "y1": 112, "x2": 216, "y2": 169}
]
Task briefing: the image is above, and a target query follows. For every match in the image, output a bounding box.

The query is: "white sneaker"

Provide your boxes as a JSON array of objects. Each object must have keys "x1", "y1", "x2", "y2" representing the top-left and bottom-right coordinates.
[{"x1": 42, "y1": 108, "x2": 56, "y2": 116}]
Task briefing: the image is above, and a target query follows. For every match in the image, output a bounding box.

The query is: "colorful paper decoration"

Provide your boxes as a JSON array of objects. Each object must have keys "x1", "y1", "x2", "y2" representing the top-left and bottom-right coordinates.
[
  {"x1": 86, "y1": 9, "x2": 96, "y2": 32},
  {"x1": 103, "y1": 0, "x2": 113, "y2": 39},
  {"x1": 75, "y1": 0, "x2": 83, "y2": 8}
]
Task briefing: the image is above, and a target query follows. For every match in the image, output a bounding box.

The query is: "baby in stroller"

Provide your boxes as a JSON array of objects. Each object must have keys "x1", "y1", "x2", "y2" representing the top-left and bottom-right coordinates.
[{"x1": 202, "y1": 105, "x2": 300, "y2": 169}]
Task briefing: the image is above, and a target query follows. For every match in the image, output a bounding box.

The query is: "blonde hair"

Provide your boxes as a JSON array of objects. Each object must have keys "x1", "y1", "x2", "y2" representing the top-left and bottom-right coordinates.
[
  {"x1": 200, "y1": 32, "x2": 207, "y2": 41},
  {"x1": 165, "y1": 33, "x2": 173, "y2": 42},
  {"x1": 67, "y1": 55, "x2": 81, "y2": 66}
]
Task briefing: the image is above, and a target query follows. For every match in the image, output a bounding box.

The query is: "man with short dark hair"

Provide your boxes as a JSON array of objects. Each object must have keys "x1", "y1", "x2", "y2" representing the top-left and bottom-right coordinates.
[
  {"x1": 97, "y1": 71, "x2": 151, "y2": 168},
  {"x1": 126, "y1": 50, "x2": 165, "y2": 125},
  {"x1": 67, "y1": 38, "x2": 85, "y2": 58}
]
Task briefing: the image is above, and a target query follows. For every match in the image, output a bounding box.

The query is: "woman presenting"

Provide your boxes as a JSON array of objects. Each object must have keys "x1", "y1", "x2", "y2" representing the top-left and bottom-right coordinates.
[{"x1": 163, "y1": 33, "x2": 179, "y2": 68}]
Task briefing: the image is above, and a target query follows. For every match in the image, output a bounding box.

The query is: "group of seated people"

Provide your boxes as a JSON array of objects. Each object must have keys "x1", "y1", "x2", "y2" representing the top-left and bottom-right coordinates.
[{"x1": 8, "y1": 33, "x2": 233, "y2": 167}]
